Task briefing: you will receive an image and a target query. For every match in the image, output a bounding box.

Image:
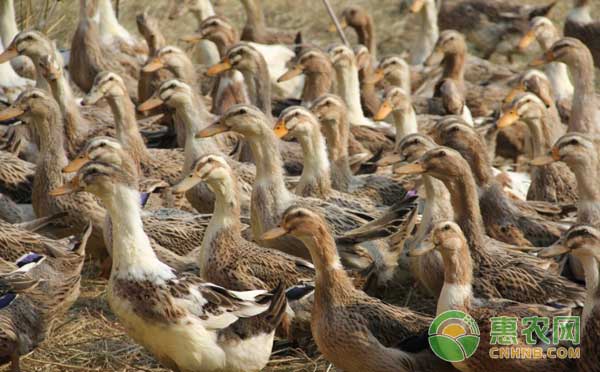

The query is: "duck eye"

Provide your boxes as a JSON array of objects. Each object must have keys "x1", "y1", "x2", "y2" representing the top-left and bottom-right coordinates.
[
  {"x1": 443, "y1": 225, "x2": 451, "y2": 231},
  {"x1": 437, "y1": 150, "x2": 447, "y2": 157},
  {"x1": 569, "y1": 139, "x2": 579, "y2": 146}
]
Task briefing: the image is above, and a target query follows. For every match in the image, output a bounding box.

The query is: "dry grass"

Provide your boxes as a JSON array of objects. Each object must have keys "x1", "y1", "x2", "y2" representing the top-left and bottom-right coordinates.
[{"x1": 6, "y1": 0, "x2": 600, "y2": 371}]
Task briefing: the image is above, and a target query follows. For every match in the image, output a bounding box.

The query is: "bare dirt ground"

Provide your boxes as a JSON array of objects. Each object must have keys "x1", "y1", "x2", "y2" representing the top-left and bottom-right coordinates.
[{"x1": 5, "y1": 0, "x2": 600, "y2": 371}]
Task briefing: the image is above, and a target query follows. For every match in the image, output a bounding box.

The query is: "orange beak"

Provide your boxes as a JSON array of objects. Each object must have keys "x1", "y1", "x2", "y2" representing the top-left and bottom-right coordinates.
[
  {"x1": 63, "y1": 154, "x2": 91, "y2": 173},
  {"x1": 370, "y1": 68, "x2": 385, "y2": 84},
  {"x1": 180, "y1": 34, "x2": 203, "y2": 43},
  {"x1": 410, "y1": 0, "x2": 426, "y2": 13},
  {"x1": 497, "y1": 110, "x2": 520, "y2": 129},
  {"x1": 49, "y1": 178, "x2": 81, "y2": 196},
  {"x1": 529, "y1": 146, "x2": 561, "y2": 166},
  {"x1": 196, "y1": 122, "x2": 230, "y2": 138},
  {"x1": 530, "y1": 51, "x2": 555, "y2": 67},
  {"x1": 142, "y1": 57, "x2": 165, "y2": 73},
  {"x1": 261, "y1": 227, "x2": 288, "y2": 240},
  {"x1": 518, "y1": 30, "x2": 537, "y2": 51},
  {"x1": 277, "y1": 65, "x2": 304, "y2": 83},
  {"x1": 0, "y1": 44, "x2": 18, "y2": 64},
  {"x1": 273, "y1": 120, "x2": 289, "y2": 138},
  {"x1": 207, "y1": 58, "x2": 233, "y2": 77},
  {"x1": 138, "y1": 96, "x2": 164, "y2": 112},
  {"x1": 395, "y1": 162, "x2": 426, "y2": 175},
  {"x1": 504, "y1": 83, "x2": 525, "y2": 104},
  {"x1": 374, "y1": 100, "x2": 393, "y2": 121},
  {"x1": 0, "y1": 107, "x2": 25, "y2": 121}
]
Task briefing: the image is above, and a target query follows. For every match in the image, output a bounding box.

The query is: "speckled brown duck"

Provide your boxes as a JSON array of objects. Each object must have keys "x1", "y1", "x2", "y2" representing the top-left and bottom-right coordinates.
[
  {"x1": 337, "y1": 5, "x2": 377, "y2": 60},
  {"x1": 396, "y1": 147, "x2": 585, "y2": 307},
  {"x1": 239, "y1": 0, "x2": 296, "y2": 45}
]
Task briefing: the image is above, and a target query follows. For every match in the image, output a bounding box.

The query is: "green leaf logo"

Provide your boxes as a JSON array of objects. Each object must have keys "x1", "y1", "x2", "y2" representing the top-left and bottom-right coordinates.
[{"x1": 428, "y1": 310, "x2": 480, "y2": 362}]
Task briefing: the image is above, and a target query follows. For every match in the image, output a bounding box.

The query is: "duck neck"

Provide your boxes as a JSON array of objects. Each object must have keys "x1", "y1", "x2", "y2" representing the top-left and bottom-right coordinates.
[
  {"x1": 392, "y1": 107, "x2": 418, "y2": 145},
  {"x1": 569, "y1": 55, "x2": 600, "y2": 134},
  {"x1": 48, "y1": 73, "x2": 89, "y2": 153},
  {"x1": 300, "y1": 229, "x2": 355, "y2": 305},
  {"x1": 442, "y1": 52, "x2": 465, "y2": 82},
  {"x1": 190, "y1": 0, "x2": 216, "y2": 23},
  {"x1": 571, "y1": 157, "x2": 600, "y2": 203},
  {"x1": 107, "y1": 94, "x2": 150, "y2": 166},
  {"x1": 248, "y1": 127, "x2": 289, "y2": 196},
  {"x1": 411, "y1": 1, "x2": 439, "y2": 65},
  {"x1": 323, "y1": 115, "x2": 353, "y2": 192},
  {"x1": 544, "y1": 62, "x2": 574, "y2": 101},
  {"x1": 177, "y1": 99, "x2": 221, "y2": 173},
  {"x1": 444, "y1": 172, "x2": 487, "y2": 255},
  {"x1": 208, "y1": 32, "x2": 238, "y2": 56},
  {"x1": 302, "y1": 70, "x2": 333, "y2": 104},
  {"x1": 97, "y1": 0, "x2": 133, "y2": 44},
  {"x1": 170, "y1": 60, "x2": 197, "y2": 88},
  {"x1": 0, "y1": 0, "x2": 18, "y2": 47},
  {"x1": 335, "y1": 63, "x2": 366, "y2": 123},
  {"x1": 201, "y1": 175, "x2": 242, "y2": 271},
  {"x1": 524, "y1": 114, "x2": 563, "y2": 158},
  {"x1": 241, "y1": 63, "x2": 271, "y2": 115},
  {"x1": 354, "y1": 20, "x2": 376, "y2": 60},
  {"x1": 296, "y1": 129, "x2": 332, "y2": 198},
  {"x1": 103, "y1": 185, "x2": 174, "y2": 280},
  {"x1": 438, "y1": 247, "x2": 473, "y2": 314},
  {"x1": 581, "y1": 255, "x2": 600, "y2": 326},
  {"x1": 241, "y1": 0, "x2": 266, "y2": 30}
]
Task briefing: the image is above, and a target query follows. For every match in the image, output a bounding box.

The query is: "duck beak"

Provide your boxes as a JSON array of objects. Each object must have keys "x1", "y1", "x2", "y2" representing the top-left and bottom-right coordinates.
[
  {"x1": 277, "y1": 65, "x2": 304, "y2": 82},
  {"x1": 395, "y1": 162, "x2": 426, "y2": 175},
  {"x1": 518, "y1": 30, "x2": 536, "y2": 51},
  {"x1": 172, "y1": 174, "x2": 202, "y2": 194},
  {"x1": 538, "y1": 241, "x2": 570, "y2": 258},
  {"x1": 410, "y1": 0, "x2": 426, "y2": 13},
  {"x1": 530, "y1": 51, "x2": 554, "y2": 67},
  {"x1": 0, "y1": 44, "x2": 18, "y2": 64},
  {"x1": 180, "y1": 33, "x2": 203, "y2": 43},
  {"x1": 0, "y1": 107, "x2": 24, "y2": 121},
  {"x1": 409, "y1": 241, "x2": 436, "y2": 257},
  {"x1": 49, "y1": 178, "x2": 81, "y2": 196},
  {"x1": 504, "y1": 83, "x2": 525, "y2": 104},
  {"x1": 196, "y1": 121, "x2": 229, "y2": 138},
  {"x1": 81, "y1": 90, "x2": 103, "y2": 106},
  {"x1": 497, "y1": 110, "x2": 520, "y2": 129},
  {"x1": 370, "y1": 68, "x2": 385, "y2": 84},
  {"x1": 377, "y1": 153, "x2": 404, "y2": 166},
  {"x1": 138, "y1": 95, "x2": 164, "y2": 112},
  {"x1": 273, "y1": 119, "x2": 289, "y2": 138},
  {"x1": 530, "y1": 146, "x2": 561, "y2": 166},
  {"x1": 328, "y1": 19, "x2": 347, "y2": 33},
  {"x1": 207, "y1": 58, "x2": 233, "y2": 77},
  {"x1": 261, "y1": 226, "x2": 288, "y2": 240},
  {"x1": 143, "y1": 57, "x2": 165, "y2": 73},
  {"x1": 373, "y1": 99, "x2": 393, "y2": 121},
  {"x1": 63, "y1": 155, "x2": 91, "y2": 173},
  {"x1": 424, "y1": 50, "x2": 441, "y2": 67}
]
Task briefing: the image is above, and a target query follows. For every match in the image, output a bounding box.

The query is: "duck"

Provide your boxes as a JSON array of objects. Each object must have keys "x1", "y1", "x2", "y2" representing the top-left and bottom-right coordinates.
[
  {"x1": 0, "y1": 89, "x2": 108, "y2": 259},
  {"x1": 531, "y1": 133, "x2": 600, "y2": 228},
  {"x1": 36, "y1": 53, "x2": 114, "y2": 156},
  {"x1": 278, "y1": 47, "x2": 334, "y2": 105},
  {"x1": 393, "y1": 133, "x2": 450, "y2": 297},
  {"x1": 138, "y1": 79, "x2": 254, "y2": 214},
  {"x1": 336, "y1": 5, "x2": 377, "y2": 60},
  {"x1": 173, "y1": 153, "x2": 314, "y2": 291},
  {"x1": 424, "y1": 30, "x2": 474, "y2": 124},
  {"x1": 0, "y1": 149, "x2": 34, "y2": 204},
  {"x1": 0, "y1": 38, "x2": 33, "y2": 103},
  {"x1": 181, "y1": 15, "x2": 304, "y2": 99},
  {"x1": 396, "y1": 147, "x2": 585, "y2": 306},
  {"x1": 438, "y1": 0, "x2": 556, "y2": 60},
  {"x1": 196, "y1": 104, "x2": 385, "y2": 265},
  {"x1": 373, "y1": 87, "x2": 419, "y2": 146},
  {"x1": 498, "y1": 93, "x2": 578, "y2": 204},
  {"x1": 518, "y1": 17, "x2": 574, "y2": 116},
  {"x1": 239, "y1": 0, "x2": 296, "y2": 45},
  {"x1": 261, "y1": 207, "x2": 454, "y2": 372},
  {"x1": 564, "y1": 0, "x2": 600, "y2": 68},
  {"x1": 310, "y1": 94, "x2": 407, "y2": 207},
  {"x1": 62, "y1": 136, "x2": 208, "y2": 272},
  {"x1": 0, "y1": 225, "x2": 89, "y2": 372},
  {"x1": 405, "y1": 0, "x2": 439, "y2": 65},
  {"x1": 0, "y1": 193, "x2": 24, "y2": 224},
  {"x1": 354, "y1": 45, "x2": 380, "y2": 117},
  {"x1": 0, "y1": 0, "x2": 35, "y2": 79},
  {"x1": 179, "y1": 16, "x2": 250, "y2": 114},
  {"x1": 429, "y1": 119, "x2": 565, "y2": 247},
  {"x1": 50, "y1": 160, "x2": 290, "y2": 372},
  {"x1": 82, "y1": 72, "x2": 184, "y2": 187},
  {"x1": 69, "y1": 0, "x2": 139, "y2": 100},
  {"x1": 374, "y1": 56, "x2": 412, "y2": 95},
  {"x1": 275, "y1": 105, "x2": 379, "y2": 213},
  {"x1": 0, "y1": 30, "x2": 63, "y2": 92},
  {"x1": 531, "y1": 37, "x2": 600, "y2": 134},
  {"x1": 411, "y1": 220, "x2": 573, "y2": 371},
  {"x1": 539, "y1": 224, "x2": 600, "y2": 372}
]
